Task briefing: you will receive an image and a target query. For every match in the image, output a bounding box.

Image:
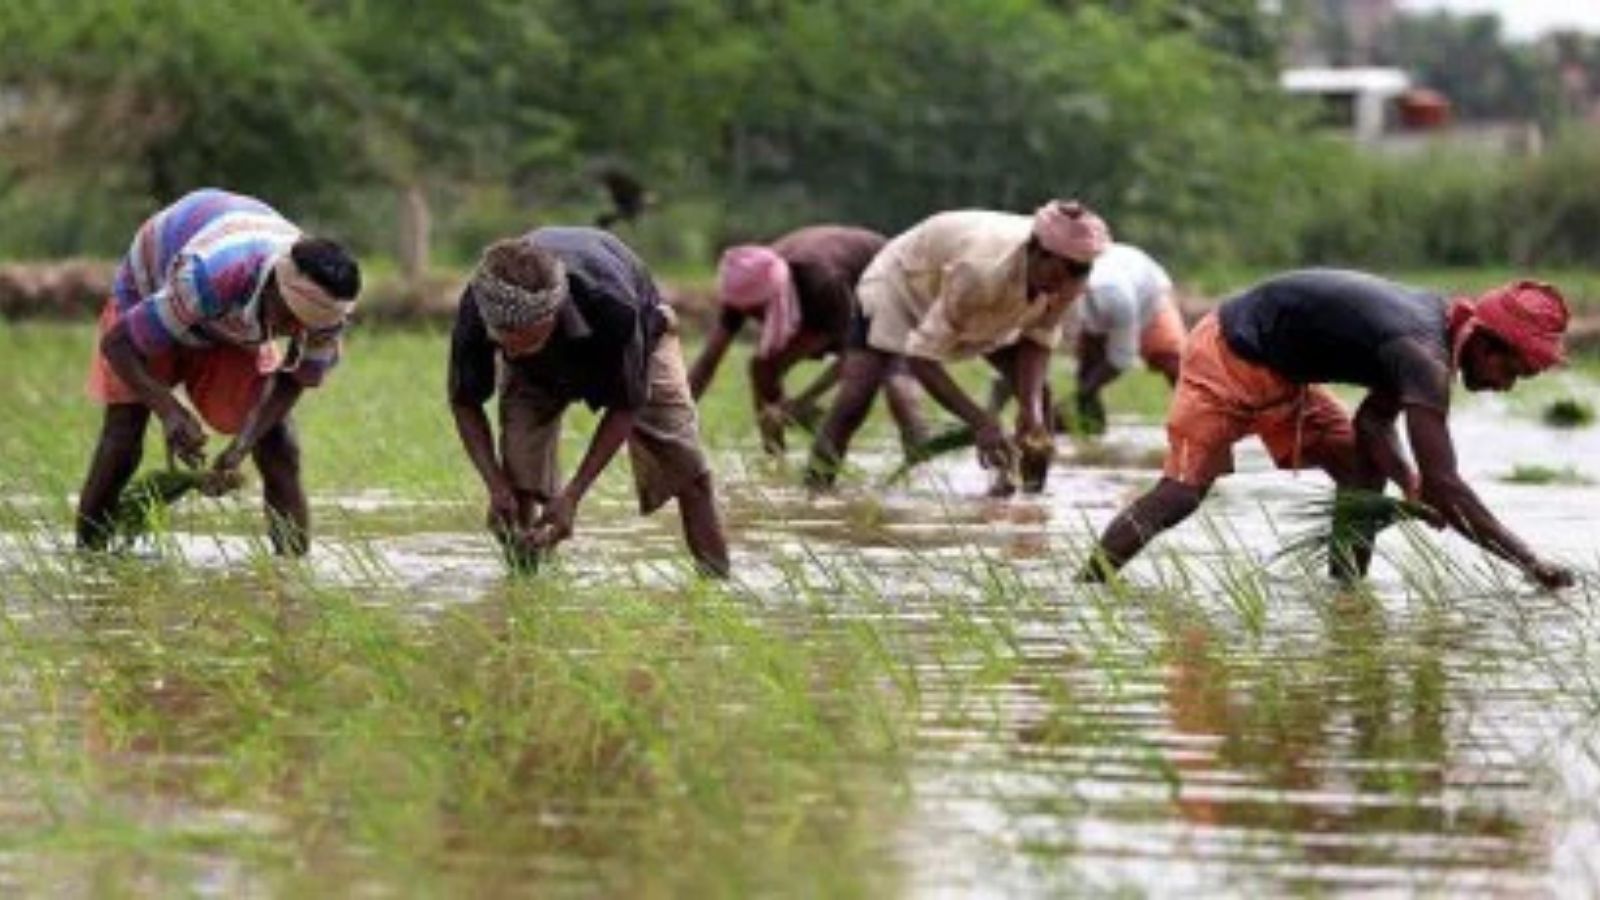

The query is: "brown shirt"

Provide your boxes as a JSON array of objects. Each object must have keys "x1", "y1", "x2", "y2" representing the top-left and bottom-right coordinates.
[{"x1": 719, "y1": 225, "x2": 886, "y2": 355}]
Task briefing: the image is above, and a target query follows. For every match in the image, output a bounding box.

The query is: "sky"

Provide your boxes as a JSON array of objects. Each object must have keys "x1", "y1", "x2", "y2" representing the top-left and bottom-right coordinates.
[{"x1": 1398, "y1": 0, "x2": 1600, "y2": 40}]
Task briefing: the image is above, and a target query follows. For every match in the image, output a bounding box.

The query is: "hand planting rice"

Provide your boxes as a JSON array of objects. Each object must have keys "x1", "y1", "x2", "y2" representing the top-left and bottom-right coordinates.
[
  {"x1": 107, "y1": 466, "x2": 247, "y2": 546},
  {"x1": 1277, "y1": 488, "x2": 1436, "y2": 574}
]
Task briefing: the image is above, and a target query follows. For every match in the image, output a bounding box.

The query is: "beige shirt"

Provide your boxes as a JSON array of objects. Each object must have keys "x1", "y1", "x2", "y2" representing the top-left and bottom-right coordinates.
[{"x1": 858, "y1": 210, "x2": 1075, "y2": 361}]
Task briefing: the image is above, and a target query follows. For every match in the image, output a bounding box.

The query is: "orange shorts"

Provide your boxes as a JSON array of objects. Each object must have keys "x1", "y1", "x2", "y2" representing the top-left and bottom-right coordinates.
[
  {"x1": 1162, "y1": 313, "x2": 1355, "y2": 487},
  {"x1": 1139, "y1": 294, "x2": 1187, "y2": 364},
  {"x1": 86, "y1": 299, "x2": 277, "y2": 435}
]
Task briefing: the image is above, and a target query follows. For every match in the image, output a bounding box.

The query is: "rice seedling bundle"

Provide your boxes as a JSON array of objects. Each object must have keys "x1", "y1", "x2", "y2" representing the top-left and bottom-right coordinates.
[
  {"x1": 1277, "y1": 488, "x2": 1434, "y2": 567},
  {"x1": 1542, "y1": 398, "x2": 1595, "y2": 429},
  {"x1": 108, "y1": 467, "x2": 245, "y2": 544},
  {"x1": 882, "y1": 424, "x2": 976, "y2": 486}
]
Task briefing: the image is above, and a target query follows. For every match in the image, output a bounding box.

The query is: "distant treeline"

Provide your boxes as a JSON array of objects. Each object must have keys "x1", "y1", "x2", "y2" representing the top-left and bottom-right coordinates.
[{"x1": 2, "y1": 0, "x2": 1599, "y2": 274}]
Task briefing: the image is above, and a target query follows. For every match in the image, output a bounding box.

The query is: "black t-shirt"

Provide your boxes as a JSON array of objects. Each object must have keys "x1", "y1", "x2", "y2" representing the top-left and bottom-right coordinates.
[
  {"x1": 448, "y1": 227, "x2": 666, "y2": 411},
  {"x1": 1218, "y1": 269, "x2": 1453, "y2": 410},
  {"x1": 718, "y1": 225, "x2": 885, "y2": 355}
]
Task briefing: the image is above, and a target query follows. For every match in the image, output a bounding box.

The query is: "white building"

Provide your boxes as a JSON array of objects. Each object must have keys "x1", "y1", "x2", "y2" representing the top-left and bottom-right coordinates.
[{"x1": 1280, "y1": 66, "x2": 1412, "y2": 142}]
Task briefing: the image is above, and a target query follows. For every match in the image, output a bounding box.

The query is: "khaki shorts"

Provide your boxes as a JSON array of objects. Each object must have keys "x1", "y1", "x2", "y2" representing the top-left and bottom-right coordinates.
[
  {"x1": 1163, "y1": 313, "x2": 1356, "y2": 487},
  {"x1": 499, "y1": 330, "x2": 710, "y2": 514}
]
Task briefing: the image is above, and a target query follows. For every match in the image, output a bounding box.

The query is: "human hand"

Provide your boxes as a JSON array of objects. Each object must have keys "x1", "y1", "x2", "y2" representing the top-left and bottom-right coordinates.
[
  {"x1": 1528, "y1": 559, "x2": 1576, "y2": 590},
  {"x1": 485, "y1": 479, "x2": 520, "y2": 538},
  {"x1": 529, "y1": 491, "x2": 578, "y2": 550},
  {"x1": 212, "y1": 441, "x2": 248, "y2": 474},
  {"x1": 1409, "y1": 502, "x2": 1447, "y2": 530},
  {"x1": 757, "y1": 403, "x2": 788, "y2": 455},
  {"x1": 1017, "y1": 426, "x2": 1053, "y2": 494},
  {"x1": 199, "y1": 449, "x2": 248, "y2": 497},
  {"x1": 161, "y1": 406, "x2": 207, "y2": 468},
  {"x1": 974, "y1": 418, "x2": 1017, "y2": 471}
]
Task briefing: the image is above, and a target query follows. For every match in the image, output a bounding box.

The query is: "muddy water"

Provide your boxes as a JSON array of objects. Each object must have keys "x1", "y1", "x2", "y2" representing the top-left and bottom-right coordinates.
[{"x1": 2, "y1": 395, "x2": 1598, "y2": 896}]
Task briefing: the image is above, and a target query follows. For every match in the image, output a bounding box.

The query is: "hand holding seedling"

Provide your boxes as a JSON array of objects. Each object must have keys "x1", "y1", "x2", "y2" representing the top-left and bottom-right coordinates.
[
  {"x1": 1017, "y1": 426, "x2": 1053, "y2": 492},
  {"x1": 758, "y1": 403, "x2": 788, "y2": 454},
  {"x1": 485, "y1": 479, "x2": 520, "y2": 537},
  {"x1": 212, "y1": 442, "x2": 248, "y2": 476},
  {"x1": 198, "y1": 464, "x2": 247, "y2": 498},
  {"x1": 529, "y1": 491, "x2": 578, "y2": 550},
  {"x1": 160, "y1": 405, "x2": 207, "y2": 468},
  {"x1": 974, "y1": 418, "x2": 1017, "y2": 471},
  {"x1": 1529, "y1": 559, "x2": 1576, "y2": 590}
]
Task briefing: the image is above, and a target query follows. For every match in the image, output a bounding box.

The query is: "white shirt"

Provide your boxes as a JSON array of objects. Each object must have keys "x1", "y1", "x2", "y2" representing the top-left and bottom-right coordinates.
[{"x1": 1074, "y1": 243, "x2": 1172, "y2": 370}]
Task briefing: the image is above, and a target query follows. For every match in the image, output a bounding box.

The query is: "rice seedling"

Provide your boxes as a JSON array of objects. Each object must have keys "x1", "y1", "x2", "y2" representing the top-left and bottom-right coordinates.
[
  {"x1": 1543, "y1": 397, "x2": 1596, "y2": 429},
  {"x1": 1275, "y1": 488, "x2": 1434, "y2": 573},
  {"x1": 882, "y1": 423, "x2": 976, "y2": 486},
  {"x1": 1501, "y1": 464, "x2": 1594, "y2": 485},
  {"x1": 2, "y1": 322, "x2": 1597, "y2": 895},
  {"x1": 104, "y1": 466, "x2": 245, "y2": 546}
]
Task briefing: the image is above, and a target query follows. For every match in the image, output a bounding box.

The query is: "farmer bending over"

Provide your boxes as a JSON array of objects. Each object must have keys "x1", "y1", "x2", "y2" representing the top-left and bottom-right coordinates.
[
  {"x1": 78, "y1": 188, "x2": 361, "y2": 554},
  {"x1": 991, "y1": 240, "x2": 1185, "y2": 434},
  {"x1": 1081, "y1": 271, "x2": 1575, "y2": 589},
  {"x1": 688, "y1": 225, "x2": 927, "y2": 455},
  {"x1": 805, "y1": 201, "x2": 1109, "y2": 494},
  {"x1": 448, "y1": 228, "x2": 730, "y2": 576}
]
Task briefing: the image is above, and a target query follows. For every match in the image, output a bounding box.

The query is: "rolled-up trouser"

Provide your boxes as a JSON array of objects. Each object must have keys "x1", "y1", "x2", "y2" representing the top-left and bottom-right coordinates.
[
  {"x1": 1163, "y1": 313, "x2": 1356, "y2": 487},
  {"x1": 499, "y1": 330, "x2": 711, "y2": 514}
]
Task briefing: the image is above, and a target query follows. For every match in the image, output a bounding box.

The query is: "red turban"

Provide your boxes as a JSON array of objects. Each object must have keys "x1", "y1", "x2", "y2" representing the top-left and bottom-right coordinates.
[{"x1": 1470, "y1": 281, "x2": 1570, "y2": 372}]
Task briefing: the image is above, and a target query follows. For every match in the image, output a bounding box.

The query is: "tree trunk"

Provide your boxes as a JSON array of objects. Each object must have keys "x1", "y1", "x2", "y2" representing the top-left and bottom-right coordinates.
[{"x1": 398, "y1": 182, "x2": 430, "y2": 309}]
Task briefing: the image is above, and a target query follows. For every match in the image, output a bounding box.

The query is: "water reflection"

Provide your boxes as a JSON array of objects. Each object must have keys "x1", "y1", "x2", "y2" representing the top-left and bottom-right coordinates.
[{"x1": 0, "y1": 402, "x2": 1596, "y2": 895}]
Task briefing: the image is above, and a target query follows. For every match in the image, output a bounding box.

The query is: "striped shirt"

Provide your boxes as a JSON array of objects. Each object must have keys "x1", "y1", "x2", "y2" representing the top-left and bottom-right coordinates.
[{"x1": 112, "y1": 188, "x2": 341, "y2": 386}]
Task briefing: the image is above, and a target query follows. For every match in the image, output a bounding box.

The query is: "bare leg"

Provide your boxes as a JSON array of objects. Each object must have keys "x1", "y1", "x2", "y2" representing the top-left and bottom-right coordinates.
[
  {"x1": 1305, "y1": 442, "x2": 1386, "y2": 582},
  {"x1": 253, "y1": 419, "x2": 309, "y2": 556},
  {"x1": 1080, "y1": 477, "x2": 1207, "y2": 581},
  {"x1": 76, "y1": 404, "x2": 152, "y2": 549},
  {"x1": 985, "y1": 377, "x2": 1013, "y2": 417},
  {"x1": 677, "y1": 472, "x2": 730, "y2": 577},
  {"x1": 984, "y1": 346, "x2": 1055, "y2": 494},
  {"x1": 882, "y1": 365, "x2": 930, "y2": 455},
  {"x1": 805, "y1": 348, "x2": 890, "y2": 490}
]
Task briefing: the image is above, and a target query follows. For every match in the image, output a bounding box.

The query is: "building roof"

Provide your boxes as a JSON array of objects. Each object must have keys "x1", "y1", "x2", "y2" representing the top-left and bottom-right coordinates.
[{"x1": 1280, "y1": 67, "x2": 1412, "y2": 96}]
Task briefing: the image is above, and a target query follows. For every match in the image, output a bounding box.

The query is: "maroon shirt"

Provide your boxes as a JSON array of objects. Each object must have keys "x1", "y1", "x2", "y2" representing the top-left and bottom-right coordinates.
[{"x1": 719, "y1": 225, "x2": 886, "y2": 355}]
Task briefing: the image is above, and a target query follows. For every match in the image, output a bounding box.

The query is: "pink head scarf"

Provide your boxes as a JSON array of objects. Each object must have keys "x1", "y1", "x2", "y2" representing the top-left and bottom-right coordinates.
[
  {"x1": 1448, "y1": 280, "x2": 1569, "y2": 372},
  {"x1": 717, "y1": 245, "x2": 799, "y2": 359},
  {"x1": 1032, "y1": 200, "x2": 1111, "y2": 263}
]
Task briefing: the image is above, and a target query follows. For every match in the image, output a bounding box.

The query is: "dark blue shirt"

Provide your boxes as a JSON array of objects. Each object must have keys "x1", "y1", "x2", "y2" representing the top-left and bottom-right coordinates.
[
  {"x1": 1219, "y1": 269, "x2": 1453, "y2": 410},
  {"x1": 449, "y1": 227, "x2": 667, "y2": 411}
]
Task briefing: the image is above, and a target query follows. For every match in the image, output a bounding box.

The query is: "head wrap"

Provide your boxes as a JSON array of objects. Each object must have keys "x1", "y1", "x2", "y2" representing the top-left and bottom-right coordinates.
[
  {"x1": 470, "y1": 255, "x2": 568, "y2": 339},
  {"x1": 717, "y1": 245, "x2": 798, "y2": 359},
  {"x1": 275, "y1": 254, "x2": 354, "y2": 331},
  {"x1": 1032, "y1": 200, "x2": 1111, "y2": 263},
  {"x1": 1448, "y1": 280, "x2": 1569, "y2": 372}
]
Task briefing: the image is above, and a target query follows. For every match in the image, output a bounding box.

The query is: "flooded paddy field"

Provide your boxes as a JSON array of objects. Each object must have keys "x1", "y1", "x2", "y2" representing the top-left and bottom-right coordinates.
[{"x1": 2, "y1": 322, "x2": 1598, "y2": 896}]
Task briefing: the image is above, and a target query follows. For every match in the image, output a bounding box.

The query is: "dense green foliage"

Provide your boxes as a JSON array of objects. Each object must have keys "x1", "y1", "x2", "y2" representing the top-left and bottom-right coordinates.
[
  {"x1": 4, "y1": 0, "x2": 1600, "y2": 272},
  {"x1": 0, "y1": 0, "x2": 1311, "y2": 268}
]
